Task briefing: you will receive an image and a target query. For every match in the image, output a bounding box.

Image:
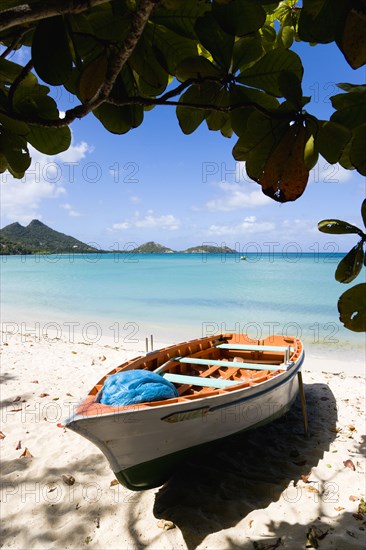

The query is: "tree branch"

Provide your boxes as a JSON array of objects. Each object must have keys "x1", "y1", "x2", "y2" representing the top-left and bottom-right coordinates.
[
  {"x1": 8, "y1": 59, "x2": 33, "y2": 109},
  {"x1": 0, "y1": 0, "x2": 111, "y2": 33},
  {"x1": 53, "y1": 0, "x2": 159, "y2": 124}
]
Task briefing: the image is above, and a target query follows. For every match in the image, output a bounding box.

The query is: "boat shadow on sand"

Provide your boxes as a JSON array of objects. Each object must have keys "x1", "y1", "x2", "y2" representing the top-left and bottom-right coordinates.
[{"x1": 150, "y1": 381, "x2": 342, "y2": 549}]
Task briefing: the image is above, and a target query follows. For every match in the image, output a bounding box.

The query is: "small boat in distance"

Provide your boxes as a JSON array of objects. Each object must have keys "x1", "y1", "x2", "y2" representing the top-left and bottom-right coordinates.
[
  {"x1": 64, "y1": 333, "x2": 304, "y2": 491},
  {"x1": 240, "y1": 255, "x2": 247, "y2": 260}
]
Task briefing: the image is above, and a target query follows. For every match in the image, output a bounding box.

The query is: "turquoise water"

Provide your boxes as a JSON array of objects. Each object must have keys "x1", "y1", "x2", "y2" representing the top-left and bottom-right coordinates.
[{"x1": 1, "y1": 253, "x2": 365, "y2": 353}]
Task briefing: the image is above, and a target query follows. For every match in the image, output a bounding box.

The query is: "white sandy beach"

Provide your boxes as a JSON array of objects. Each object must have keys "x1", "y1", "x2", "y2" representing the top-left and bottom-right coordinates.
[{"x1": 0, "y1": 331, "x2": 365, "y2": 549}]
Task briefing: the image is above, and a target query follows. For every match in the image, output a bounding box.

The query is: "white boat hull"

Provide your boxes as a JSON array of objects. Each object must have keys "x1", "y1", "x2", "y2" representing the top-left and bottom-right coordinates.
[{"x1": 66, "y1": 351, "x2": 303, "y2": 490}]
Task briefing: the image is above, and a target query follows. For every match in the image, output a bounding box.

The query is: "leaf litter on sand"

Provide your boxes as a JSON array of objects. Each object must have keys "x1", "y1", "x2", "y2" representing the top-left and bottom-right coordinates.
[
  {"x1": 20, "y1": 448, "x2": 33, "y2": 458},
  {"x1": 343, "y1": 459, "x2": 356, "y2": 471},
  {"x1": 62, "y1": 474, "x2": 75, "y2": 486},
  {"x1": 305, "y1": 526, "x2": 329, "y2": 548}
]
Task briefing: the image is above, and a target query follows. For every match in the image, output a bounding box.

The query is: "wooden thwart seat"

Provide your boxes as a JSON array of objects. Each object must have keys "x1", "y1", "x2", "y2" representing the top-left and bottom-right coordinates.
[
  {"x1": 163, "y1": 373, "x2": 242, "y2": 389},
  {"x1": 175, "y1": 356, "x2": 288, "y2": 371},
  {"x1": 216, "y1": 344, "x2": 293, "y2": 353}
]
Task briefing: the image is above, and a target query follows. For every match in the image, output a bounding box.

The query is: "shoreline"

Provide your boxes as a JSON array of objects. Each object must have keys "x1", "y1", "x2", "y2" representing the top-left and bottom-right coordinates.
[{"x1": 1, "y1": 332, "x2": 365, "y2": 549}]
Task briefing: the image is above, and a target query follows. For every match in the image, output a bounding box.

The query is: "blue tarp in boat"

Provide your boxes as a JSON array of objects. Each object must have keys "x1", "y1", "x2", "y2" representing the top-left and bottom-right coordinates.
[{"x1": 100, "y1": 369, "x2": 178, "y2": 406}]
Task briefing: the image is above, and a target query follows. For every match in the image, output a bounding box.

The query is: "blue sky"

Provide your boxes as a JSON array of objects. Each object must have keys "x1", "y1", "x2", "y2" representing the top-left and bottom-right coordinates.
[{"x1": 1, "y1": 39, "x2": 365, "y2": 252}]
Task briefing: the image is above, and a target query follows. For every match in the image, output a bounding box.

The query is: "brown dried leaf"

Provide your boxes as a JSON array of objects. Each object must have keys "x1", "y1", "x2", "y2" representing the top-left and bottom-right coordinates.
[
  {"x1": 66, "y1": 392, "x2": 72, "y2": 396},
  {"x1": 304, "y1": 486, "x2": 319, "y2": 494},
  {"x1": 62, "y1": 474, "x2": 75, "y2": 486},
  {"x1": 348, "y1": 425, "x2": 356, "y2": 432},
  {"x1": 301, "y1": 472, "x2": 312, "y2": 483},
  {"x1": 261, "y1": 123, "x2": 309, "y2": 203},
  {"x1": 0, "y1": 431, "x2": 5, "y2": 439},
  {"x1": 358, "y1": 498, "x2": 366, "y2": 515},
  {"x1": 110, "y1": 479, "x2": 119, "y2": 487},
  {"x1": 100, "y1": 355, "x2": 106, "y2": 361},
  {"x1": 339, "y1": 8, "x2": 366, "y2": 69},
  {"x1": 157, "y1": 519, "x2": 175, "y2": 531},
  {"x1": 20, "y1": 447, "x2": 33, "y2": 458},
  {"x1": 31, "y1": 380, "x2": 39, "y2": 383},
  {"x1": 305, "y1": 527, "x2": 319, "y2": 548},
  {"x1": 334, "y1": 506, "x2": 345, "y2": 511},
  {"x1": 71, "y1": 351, "x2": 77, "y2": 355},
  {"x1": 39, "y1": 393, "x2": 49, "y2": 398},
  {"x1": 10, "y1": 407, "x2": 22, "y2": 412},
  {"x1": 349, "y1": 495, "x2": 359, "y2": 501},
  {"x1": 15, "y1": 440, "x2": 21, "y2": 450},
  {"x1": 343, "y1": 459, "x2": 356, "y2": 471},
  {"x1": 13, "y1": 396, "x2": 21, "y2": 402},
  {"x1": 52, "y1": 397, "x2": 59, "y2": 401}
]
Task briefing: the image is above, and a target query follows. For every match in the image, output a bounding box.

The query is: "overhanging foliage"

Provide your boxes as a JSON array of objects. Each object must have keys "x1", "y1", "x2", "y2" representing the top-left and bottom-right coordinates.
[{"x1": 0, "y1": 0, "x2": 365, "y2": 330}]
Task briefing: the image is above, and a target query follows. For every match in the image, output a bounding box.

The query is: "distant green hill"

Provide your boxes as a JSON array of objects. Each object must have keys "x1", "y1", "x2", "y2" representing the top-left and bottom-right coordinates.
[
  {"x1": 131, "y1": 241, "x2": 175, "y2": 253},
  {"x1": 0, "y1": 220, "x2": 98, "y2": 254},
  {"x1": 183, "y1": 245, "x2": 236, "y2": 253}
]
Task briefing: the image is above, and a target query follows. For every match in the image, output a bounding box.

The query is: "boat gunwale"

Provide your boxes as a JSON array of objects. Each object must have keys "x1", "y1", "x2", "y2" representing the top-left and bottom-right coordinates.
[{"x1": 68, "y1": 344, "x2": 304, "y2": 423}]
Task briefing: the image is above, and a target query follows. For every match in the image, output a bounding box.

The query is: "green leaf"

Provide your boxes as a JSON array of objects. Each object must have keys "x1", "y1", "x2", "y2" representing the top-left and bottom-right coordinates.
[
  {"x1": 298, "y1": 0, "x2": 350, "y2": 44},
  {"x1": 212, "y1": 0, "x2": 266, "y2": 37},
  {"x1": 337, "y1": 83, "x2": 366, "y2": 93},
  {"x1": 32, "y1": 16, "x2": 73, "y2": 85},
  {"x1": 129, "y1": 31, "x2": 169, "y2": 93},
  {"x1": 278, "y1": 71, "x2": 303, "y2": 109},
  {"x1": 0, "y1": 129, "x2": 31, "y2": 176},
  {"x1": 0, "y1": 58, "x2": 23, "y2": 85},
  {"x1": 304, "y1": 133, "x2": 318, "y2": 171},
  {"x1": 362, "y1": 199, "x2": 366, "y2": 229},
  {"x1": 0, "y1": 112, "x2": 29, "y2": 136},
  {"x1": 350, "y1": 124, "x2": 366, "y2": 176},
  {"x1": 94, "y1": 103, "x2": 143, "y2": 134},
  {"x1": 146, "y1": 22, "x2": 198, "y2": 75},
  {"x1": 338, "y1": 139, "x2": 355, "y2": 170},
  {"x1": 176, "y1": 82, "x2": 219, "y2": 134},
  {"x1": 175, "y1": 56, "x2": 221, "y2": 82},
  {"x1": 318, "y1": 219, "x2": 364, "y2": 236},
  {"x1": 232, "y1": 111, "x2": 287, "y2": 180},
  {"x1": 277, "y1": 25, "x2": 295, "y2": 49},
  {"x1": 335, "y1": 241, "x2": 364, "y2": 284},
  {"x1": 27, "y1": 125, "x2": 71, "y2": 155},
  {"x1": 78, "y1": 54, "x2": 108, "y2": 102},
  {"x1": 195, "y1": 13, "x2": 234, "y2": 70},
  {"x1": 314, "y1": 121, "x2": 352, "y2": 164},
  {"x1": 230, "y1": 84, "x2": 279, "y2": 136},
  {"x1": 338, "y1": 283, "x2": 366, "y2": 332},
  {"x1": 205, "y1": 88, "x2": 230, "y2": 131},
  {"x1": 88, "y1": 12, "x2": 130, "y2": 41},
  {"x1": 15, "y1": 94, "x2": 60, "y2": 121},
  {"x1": 232, "y1": 33, "x2": 264, "y2": 73},
  {"x1": 331, "y1": 90, "x2": 366, "y2": 129},
  {"x1": 153, "y1": 0, "x2": 209, "y2": 39},
  {"x1": 238, "y1": 49, "x2": 303, "y2": 97},
  {"x1": 337, "y1": 8, "x2": 366, "y2": 69}
]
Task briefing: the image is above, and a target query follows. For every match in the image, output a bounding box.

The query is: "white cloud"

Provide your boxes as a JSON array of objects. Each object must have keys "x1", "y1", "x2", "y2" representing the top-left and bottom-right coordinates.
[
  {"x1": 205, "y1": 181, "x2": 271, "y2": 212},
  {"x1": 207, "y1": 216, "x2": 275, "y2": 237},
  {"x1": 60, "y1": 203, "x2": 81, "y2": 217},
  {"x1": 0, "y1": 140, "x2": 91, "y2": 225},
  {"x1": 112, "y1": 210, "x2": 181, "y2": 231},
  {"x1": 55, "y1": 141, "x2": 93, "y2": 163},
  {"x1": 130, "y1": 195, "x2": 141, "y2": 204}
]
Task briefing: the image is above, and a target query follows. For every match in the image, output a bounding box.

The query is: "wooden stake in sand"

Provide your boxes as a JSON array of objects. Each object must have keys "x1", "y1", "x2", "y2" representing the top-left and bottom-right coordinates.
[{"x1": 297, "y1": 371, "x2": 308, "y2": 436}]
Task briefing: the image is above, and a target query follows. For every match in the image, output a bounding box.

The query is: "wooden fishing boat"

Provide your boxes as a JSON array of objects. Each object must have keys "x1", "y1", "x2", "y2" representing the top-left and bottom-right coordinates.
[{"x1": 64, "y1": 333, "x2": 304, "y2": 491}]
